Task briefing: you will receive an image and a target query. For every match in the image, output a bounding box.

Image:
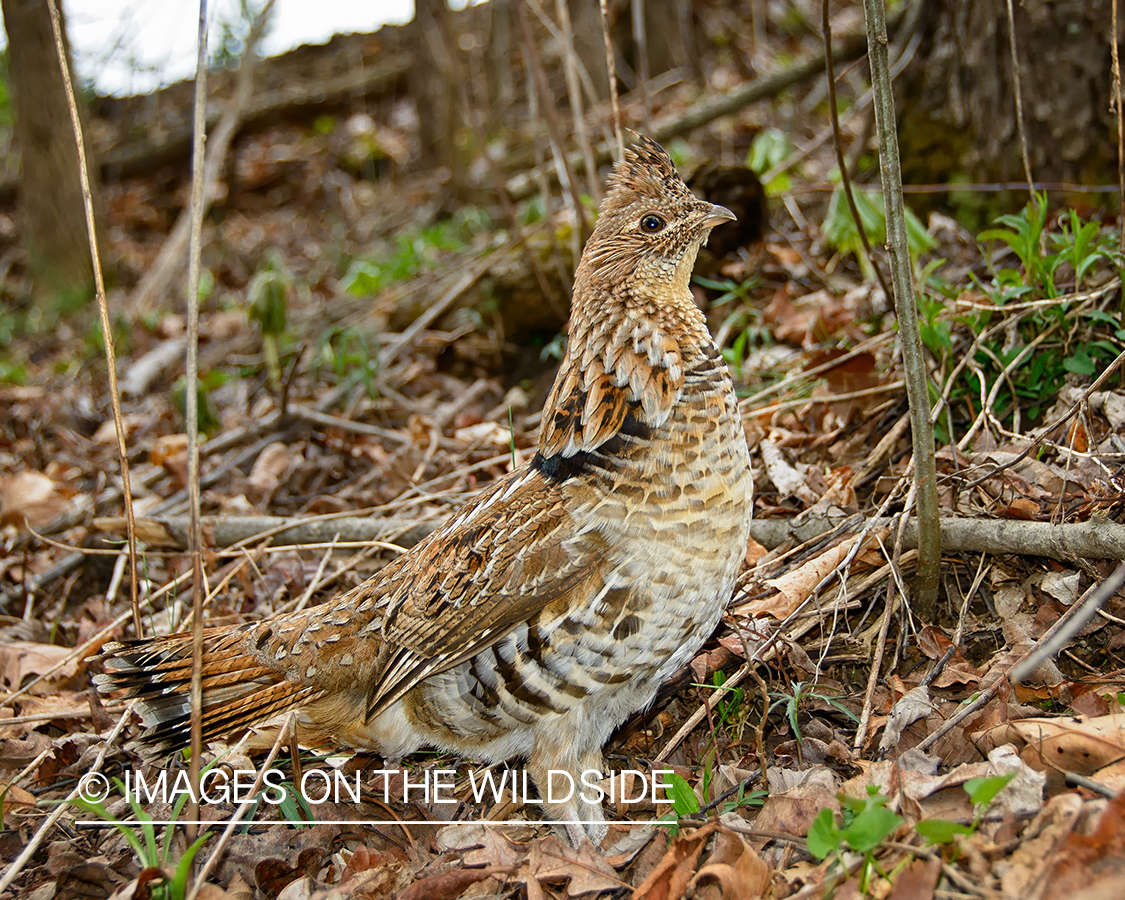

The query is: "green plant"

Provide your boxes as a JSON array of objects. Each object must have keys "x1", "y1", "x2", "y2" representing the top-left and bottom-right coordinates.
[
  {"x1": 313, "y1": 325, "x2": 379, "y2": 399},
  {"x1": 694, "y1": 274, "x2": 760, "y2": 307},
  {"x1": 66, "y1": 777, "x2": 212, "y2": 900},
  {"x1": 247, "y1": 255, "x2": 291, "y2": 390},
  {"x1": 747, "y1": 128, "x2": 795, "y2": 195},
  {"x1": 656, "y1": 771, "x2": 701, "y2": 836},
  {"x1": 173, "y1": 372, "x2": 227, "y2": 437},
  {"x1": 341, "y1": 212, "x2": 490, "y2": 298},
  {"x1": 921, "y1": 200, "x2": 1125, "y2": 439},
  {"x1": 721, "y1": 781, "x2": 767, "y2": 815},
  {"x1": 914, "y1": 772, "x2": 1016, "y2": 845},
  {"x1": 822, "y1": 186, "x2": 935, "y2": 281},
  {"x1": 770, "y1": 681, "x2": 859, "y2": 750},
  {"x1": 807, "y1": 787, "x2": 904, "y2": 893},
  {"x1": 243, "y1": 778, "x2": 315, "y2": 828}
]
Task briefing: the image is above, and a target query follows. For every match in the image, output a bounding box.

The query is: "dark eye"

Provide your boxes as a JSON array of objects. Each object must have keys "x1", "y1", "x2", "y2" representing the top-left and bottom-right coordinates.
[{"x1": 640, "y1": 214, "x2": 666, "y2": 234}]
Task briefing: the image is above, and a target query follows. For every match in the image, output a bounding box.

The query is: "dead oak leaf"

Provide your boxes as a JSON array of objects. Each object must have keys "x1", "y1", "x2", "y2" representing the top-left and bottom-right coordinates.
[
  {"x1": 686, "y1": 828, "x2": 772, "y2": 900},
  {"x1": 1034, "y1": 790, "x2": 1125, "y2": 897},
  {"x1": 632, "y1": 820, "x2": 720, "y2": 900},
  {"x1": 527, "y1": 834, "x2": 624, "y2": 897}
]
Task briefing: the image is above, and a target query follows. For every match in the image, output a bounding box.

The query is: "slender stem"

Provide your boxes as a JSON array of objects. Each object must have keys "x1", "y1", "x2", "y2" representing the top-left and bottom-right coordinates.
[
  {"x1": 1003, "y1": 0, "x2": 1036, "y2": 208},
  {"x1": 598, "y1": 0, "x2": 624, "y2": 158},
  {"x1": 44, "y1": 0, "x2": 141, "y2": 636},
  {"x1": 861, "y1": 0, "x2": 940, "y2": 618},
  {"x1": 821, "y1": 0, "x2": 891, "y2": 301},
  {"x1": 1113, "y1": 0, "x2": 1125, "y2": 255},
  {"x1": 186, "y1": 0, "x2": 209, "y2": 844}
]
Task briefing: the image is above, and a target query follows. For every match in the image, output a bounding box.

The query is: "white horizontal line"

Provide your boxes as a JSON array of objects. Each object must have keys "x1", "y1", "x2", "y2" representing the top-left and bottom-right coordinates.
[{"x1": 75, "y1": 819, "x2": 666, "y2": 828}]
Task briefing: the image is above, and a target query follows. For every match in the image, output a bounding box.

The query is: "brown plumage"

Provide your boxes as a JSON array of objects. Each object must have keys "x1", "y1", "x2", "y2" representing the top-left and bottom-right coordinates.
[{"x1": 94, "y1": 136, "x2": 753, "y2": 844}]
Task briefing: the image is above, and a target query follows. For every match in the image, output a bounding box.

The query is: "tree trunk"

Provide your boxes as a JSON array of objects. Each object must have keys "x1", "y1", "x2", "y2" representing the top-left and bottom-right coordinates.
[
  {"x1": 897, "y1": 0, "x2": 1117, "y2": 222},
  {"x1": 1, "y1": 0, "x2": 101, "y2": 318},
  {"x1": 411, "y1": 0, "x2": 467, "y2": 197}
]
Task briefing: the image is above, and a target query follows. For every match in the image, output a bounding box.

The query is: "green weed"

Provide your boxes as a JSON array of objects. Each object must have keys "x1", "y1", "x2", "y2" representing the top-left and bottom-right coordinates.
[
  {"x1": 807, "y1": 787, "x2": 904, "y2": 894},
  {"x1": 247, "y1": 255, "x2": 291, "y2": 391},
  {"x1": 914, "y1": 772, "x2": 1016, "y2": 845},
  {"x1": 748, "y1": 128, "x2": 796, "y2": 195},
  {"x1": 822, "y1": 187, "x2": 935, "y2": 282},
  {"x1": 769, "y1": 681, "x2": 858, "y2": 751},
  {"x1": 341, "y1": 211, "x2": 490, "y2": 298},
  {"x1": 65, "y1": 777, "x2": 212, "y2": 900},
  {"x1": 313, "y1": 325, "x2": 379, "y2": 400},
  {"x1": 920, "y1": 198, "x2": 1125, "y2": 440}
]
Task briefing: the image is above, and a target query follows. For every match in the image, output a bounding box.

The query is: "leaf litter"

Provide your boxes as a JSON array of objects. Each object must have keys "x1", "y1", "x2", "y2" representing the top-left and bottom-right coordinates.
[{"x1": 3, "y1": 8, "x2": 1125, "y2": 900}]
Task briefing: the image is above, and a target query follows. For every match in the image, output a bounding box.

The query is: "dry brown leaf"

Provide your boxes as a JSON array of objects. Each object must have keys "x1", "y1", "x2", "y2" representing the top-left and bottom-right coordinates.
[
  {"x1": 751, "y1": 532, "x2": 884, "y2": 619},
  {"x1": 751, "y1": 768, "x2": 839, "y2": 843},
  {"x1": 0, "y1": 471, "x2": 73, "y2": 530},
  {"x1": 759, "y1": 438, "x2": 817, "y2": 504},
  {"x1": 526, "y1": 834, "x2": 622, "y2": 896},
  {"x1": 916, "y1": 626, "x2": 983, "y2": 687},
  {"x1": 886, "y1": 855, "x2": 940, "y2": 900},
  {"x1": 248, "y1": 442, "x2": 293, "y2": 494},
  {"x1": 391, "y1": 867, "x2": 508, "y2": 900},
  {"x1": 1033, "y1": 790, "x2": 1125, "y2": 898},
  {"x1": 975, "y1": 714, "x2": 1125, "y2": 788},
  {"x1": 433, "y1": 823, "x2": 526, "y2": 868},
  {"x1": 998, "y1": 792, "x2": 1084, "y2": 896},
  {"x1": 0, "y1": 641, "x2": 82, "y2": 693},
  {"x1": 686, "y1": 828, "x2": 771, "y2": 900},
  {"x1": 632, "y1": 820, "x2": 720, "y2": 900}
]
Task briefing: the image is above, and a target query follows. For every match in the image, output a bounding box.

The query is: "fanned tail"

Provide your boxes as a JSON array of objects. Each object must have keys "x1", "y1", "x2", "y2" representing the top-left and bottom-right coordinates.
[{"x1": 93, "y1": 627, "x2": 320, "y2": 754}]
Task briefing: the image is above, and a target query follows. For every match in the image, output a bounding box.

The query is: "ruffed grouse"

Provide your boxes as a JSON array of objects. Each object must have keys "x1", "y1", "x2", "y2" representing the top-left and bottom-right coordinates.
[{"x1": 95, "y1": 136, "x2": 753, "y2": 844}]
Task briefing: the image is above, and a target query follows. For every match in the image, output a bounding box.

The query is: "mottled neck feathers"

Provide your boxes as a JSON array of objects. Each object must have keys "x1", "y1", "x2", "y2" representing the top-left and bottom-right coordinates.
[{"x1": 537, "y1": 136, "x2": 730, "y2": 462}]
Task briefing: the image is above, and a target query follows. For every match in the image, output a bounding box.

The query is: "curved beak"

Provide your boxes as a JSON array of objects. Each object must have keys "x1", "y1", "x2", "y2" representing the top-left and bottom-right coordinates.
[{"x1": 702, "y1": 203, "x2": 736, "y2": 229}]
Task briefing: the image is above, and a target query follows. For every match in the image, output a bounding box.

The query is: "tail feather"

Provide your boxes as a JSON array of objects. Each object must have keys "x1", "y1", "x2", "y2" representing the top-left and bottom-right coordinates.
[{"x1": 93, "y1": 629, "x2": 316, "y2": 754}]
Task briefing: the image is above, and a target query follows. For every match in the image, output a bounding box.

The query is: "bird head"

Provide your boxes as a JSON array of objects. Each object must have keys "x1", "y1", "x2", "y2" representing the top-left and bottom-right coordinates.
[{"x1": 578, "y1": 135, "x2": 736, "y2": 294}]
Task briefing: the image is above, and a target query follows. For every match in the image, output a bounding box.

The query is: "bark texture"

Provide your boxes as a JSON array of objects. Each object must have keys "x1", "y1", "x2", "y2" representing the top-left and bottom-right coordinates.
[
  {"x1": 1, "y1": 0, "x2": 100, "y2": 314},
  {"x1": 899, "y1": 0, "x2": 1116, "y2": 193}
]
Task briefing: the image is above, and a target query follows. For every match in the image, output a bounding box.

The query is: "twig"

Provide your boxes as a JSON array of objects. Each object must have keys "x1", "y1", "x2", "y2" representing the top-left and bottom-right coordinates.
[
  {"x1": 516, "y1": 0, "x2": 589, "y2": 240},
  {"x1": 1003, "y1": 0, "x2": 1036, "y2": 207},
  {"x1": 919, "y1": 564, "x2": 1125, "y2": 752},
  {"x1": 292, "y1": 534, "x2": 340, "y2": 613},
  {"x1": 630, "y1": 0, "x2": 651, "y2": 130},
  {"x1": 1011, "y1": 561, "x2": 1125, "y2": 684},
  {"x1": 598, "y1": 0, "x2": 624, "y2": 157},
  {"x1": 854, "y1": 564, "x2": 895, "y2": 751},
  {"x1": 186, "y1": 714, "x2": 294, "y2": 900},
  {"x1": 961, "y1": 343, "x2": 1125, "y2": 489},
  {"x1": 185, "y1": 0, "x2": 213, "y2": 843},
  {"x1": 821, "y1": 0, "x2": 891, "y2": 300},
  {"x1": 126, "y1": 0, "x2": 266, "y2": 316},
  {"x1": 0, "y1": 704, "x2": 134, "y2": 895},
  {"x1": 1114, "y1": 0, "x2": 1125, "y2": 254},
  {"x1": 378, "y1": 238, "x2": 519, "y2": 370},
  {"x1": 45, "y1": 0, "x2": 140, "y2": 636},
  {"x1": 862, "y1": 0, "x2": 940, "y2": 618},
  {"x1": 555, "y1": 0, "x2": 600, "y2": 200}
]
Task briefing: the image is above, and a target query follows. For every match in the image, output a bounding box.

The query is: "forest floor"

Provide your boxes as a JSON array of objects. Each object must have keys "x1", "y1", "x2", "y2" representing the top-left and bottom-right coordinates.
[{"x1": 3, "y1": 6, "x2": 1125, "y2": 900}]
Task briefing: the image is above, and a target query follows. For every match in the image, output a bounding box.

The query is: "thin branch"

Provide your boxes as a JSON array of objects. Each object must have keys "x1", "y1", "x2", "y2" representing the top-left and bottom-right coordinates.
[
  {"x1": 185, "y1": 0, "x2": 210, "y2": 845},
  {"x1": 631, "y1": 0, "x2": 651, "y2": 130},
  {"x1": 0, "y1": 705, "x2": 135, "y2": 894},
  {"x1": 516, "y1": 0, "x2": 589, "y2": 238},
  {"x1": 598, "y1": 0, "x2": 624, "y2": 157},
  {"x1": 555, "y1": 0, "x2": 600, "y2": 199},
  {"x1": 1003, "y1": 0, "x2": 1036, "y2": 207},
  {"x1": 44, "y1": 0, "x2": 141, "y2": 636},
  {"x1": 861, "y1": 0, "x2": 940, "y2": 619},
  {"x1": 1113, "y1": 0, "x2": 1125, "y2": 254},
  {"x1": 822, "y1": 0, "x2": 891, "y2": 300}
]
